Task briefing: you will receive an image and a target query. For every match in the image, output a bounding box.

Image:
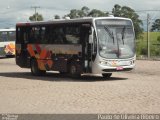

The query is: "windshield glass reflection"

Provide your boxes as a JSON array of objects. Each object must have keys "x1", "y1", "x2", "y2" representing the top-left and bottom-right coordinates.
[{"x1": 97, "y1": 25, "x2": 135, "y2": 59}]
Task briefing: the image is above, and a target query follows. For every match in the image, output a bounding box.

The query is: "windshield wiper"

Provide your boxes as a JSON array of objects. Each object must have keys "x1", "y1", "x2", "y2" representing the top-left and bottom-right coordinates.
[
  {"x1": 121, "y1": 26, "x2": 126, "y2": 45},
  {"x1": 104, "y1": 26, "x2": 115, "y2": 44}
]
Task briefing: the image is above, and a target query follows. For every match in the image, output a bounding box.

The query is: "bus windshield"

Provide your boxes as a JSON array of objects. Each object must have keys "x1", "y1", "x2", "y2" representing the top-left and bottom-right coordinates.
[{"x1": 96, "y1": 19, "x2": 135, "y2": 59}]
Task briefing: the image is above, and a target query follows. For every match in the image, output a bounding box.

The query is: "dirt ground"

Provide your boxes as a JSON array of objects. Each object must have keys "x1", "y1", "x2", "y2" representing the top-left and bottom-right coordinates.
[{"x1": 0, "y1": 58, "x2": 160, "y2": 113}]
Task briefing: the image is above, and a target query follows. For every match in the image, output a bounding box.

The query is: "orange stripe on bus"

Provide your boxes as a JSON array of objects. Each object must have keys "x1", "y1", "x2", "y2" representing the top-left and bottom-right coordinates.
[
  {"x1": 47, "y1": 60, "x2": 53, "y2": 68},
  {"x1": 37, "y1": 60, "x2": 46, "y2": 70},
  {"x1": 27, "y1": 45, "x2": 35, "y2": 57},
  {"x1": 9, "y1": 43, "x2": 15, "y2": 49},
  {"x1": 7, "y1": 45, "x2": 14, "y2": 53},
  {"x1": 40, "y1": 49, "x2": 47, "y2": 59}
]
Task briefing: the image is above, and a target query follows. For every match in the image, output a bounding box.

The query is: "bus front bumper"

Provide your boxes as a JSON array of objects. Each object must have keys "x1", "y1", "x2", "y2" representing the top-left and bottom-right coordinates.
[{"x1": 92, "y1": 61, "x2": 135, "y2": 74}]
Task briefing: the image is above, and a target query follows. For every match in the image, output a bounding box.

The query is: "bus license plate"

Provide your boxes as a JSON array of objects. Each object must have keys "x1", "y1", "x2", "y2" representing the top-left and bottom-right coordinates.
[{"x1": 116, "y1": 66, "x2": 124, "y2": 71}]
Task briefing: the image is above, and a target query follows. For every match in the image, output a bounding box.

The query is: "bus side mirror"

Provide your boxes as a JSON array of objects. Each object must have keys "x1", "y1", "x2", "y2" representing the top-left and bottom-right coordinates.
[
  {"x1": 89, "y1": 34, "x2": 93, "y2": 43},
  {"x1": 89, "y1": 27, "x2": 94, "y2": 43},
  {"x1": 89, "y1": 29, "x2": 92, "y2": 35},
  {"x1": 92, "y1": 51, "x2": 96, "y2": 61}
]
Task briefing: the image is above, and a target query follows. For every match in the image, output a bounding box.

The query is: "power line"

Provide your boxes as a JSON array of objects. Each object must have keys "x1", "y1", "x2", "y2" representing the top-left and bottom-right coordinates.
[
  {"x1": 31, "y1": 6, "x2": 40, "y2": 14},
  {"x1": 31, "y1": 6, "x2": 40, "y2": 21},
  {"x1": 135, "y1": 10, "x2": 160, "y2": 13}
]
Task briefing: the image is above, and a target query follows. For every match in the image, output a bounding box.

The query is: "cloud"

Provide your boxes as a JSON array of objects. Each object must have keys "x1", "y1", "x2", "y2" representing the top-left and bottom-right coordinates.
[{"x1": 0, "y1": 0, "x2": 160, "y2": 28}]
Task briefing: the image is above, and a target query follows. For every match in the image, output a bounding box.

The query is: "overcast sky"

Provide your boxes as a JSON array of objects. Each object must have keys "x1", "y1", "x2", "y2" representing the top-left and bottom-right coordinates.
[{"x1": 0, "y1": 0, "x2": 160, "y2": 28}]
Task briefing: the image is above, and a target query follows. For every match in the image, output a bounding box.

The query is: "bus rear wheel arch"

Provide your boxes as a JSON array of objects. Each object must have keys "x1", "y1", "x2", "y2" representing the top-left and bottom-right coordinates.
[
  {"x1": 68, "y1": 62, "x2": 81, "y2": 78},
  {"x1": 30, "y1": 59, "x2": 46, "y2": 76},
  {"x1": 102, "y1": 73, "x2": 112, "y2": 78}
]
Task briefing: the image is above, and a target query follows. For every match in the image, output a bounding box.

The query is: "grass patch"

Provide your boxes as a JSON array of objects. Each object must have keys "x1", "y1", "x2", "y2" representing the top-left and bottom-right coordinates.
[{"x1": 136, "y1": 32, "x2": 160, "y2": 57}]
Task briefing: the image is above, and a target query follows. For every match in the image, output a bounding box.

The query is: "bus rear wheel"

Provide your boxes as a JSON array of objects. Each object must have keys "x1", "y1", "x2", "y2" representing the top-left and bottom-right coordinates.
[
  {"x1": 102, "y1": 73, "x2": 112, "y2": 78},
  {"x1": 31, "y1": 59, "x2": 46, "y2": 76},
  {"x1": 69, "y1": 63, "x2": 81, "y2": 78}
]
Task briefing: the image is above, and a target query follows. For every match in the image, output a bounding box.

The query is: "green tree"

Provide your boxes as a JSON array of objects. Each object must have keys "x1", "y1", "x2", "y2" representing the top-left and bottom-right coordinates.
[
  {"x1": 151, "y1": 19, "x2": 160, "y2": 31},
  {"x1": 66, "y1": 9, "x2": 83, "y2": 19},
  {"x1": 112, "y1": 4, "x2": 143, "y2": 39},
  {"x1": 65, "y1": 6, "x2": 108, "y2": 19},
  {"x1": 81, "y1": 6, "x2": 90, "y2": 16},
  {"x1": 54, "y1": 15, "x2": 60, "y2": 19},
  {"x1": 157, "y1": 36, "x2": 160, "y2": 42},
  {"x1": 88, "y1": 9, "x2": 108, "y2": 17},
  {"x1": 29, "y1": 13, "x2": 44, "y2": 21},
  {"x1": 112, "y1": 4, "x2": 121, "y2": 17}
]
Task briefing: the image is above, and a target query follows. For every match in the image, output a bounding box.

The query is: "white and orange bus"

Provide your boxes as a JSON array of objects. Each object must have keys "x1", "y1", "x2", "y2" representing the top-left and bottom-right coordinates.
[
  {"x1": 16, "y1": 17, "x2": 136, "y2": 77},
  {"x1": 0, "y1": 28, "x2": 16, "y2": 57}
]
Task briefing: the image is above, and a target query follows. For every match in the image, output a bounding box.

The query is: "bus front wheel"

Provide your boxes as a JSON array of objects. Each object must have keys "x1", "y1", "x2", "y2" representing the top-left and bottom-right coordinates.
[
  {"x1": 102, "y1": 73, "x2": 112, "y2": 78},
  {"x1": 31, "y1": 59, "x2": 46, "y2": 76}
]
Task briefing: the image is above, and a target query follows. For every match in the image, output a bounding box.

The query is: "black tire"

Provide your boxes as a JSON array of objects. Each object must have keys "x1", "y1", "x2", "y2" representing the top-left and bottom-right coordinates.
[
  {"x1": 102, "y1": 73, "x2": 112, "y2": 78},
  {"x1": 69, "y1": 63, "x2": 81, "y2": 78},
  {"x1": 59, "y1": 71, "x2": 67, "y2": 75},
  {"x1": 31, "y1": 59, "x2": 46, "y2": 76}
]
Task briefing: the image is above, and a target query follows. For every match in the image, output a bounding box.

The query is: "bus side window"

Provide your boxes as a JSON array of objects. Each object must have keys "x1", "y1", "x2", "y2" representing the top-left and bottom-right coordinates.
[
  {"x1": 34, "y1": 27, "x2": 41, "y2": 43},
  {"x1": 16, "y1": 27, "x2": 21, "y2": 44},
  {"x1": 29, "y1": 27, "x2": 35, "y2": 43},
  {"x1": 23, "y1": 33, "x2": 27, "y2": 43},
  {"x1": 45, "y1": 26, "x2": 52, "y2": 44},
  {"x1": 22, "y1": 28, "x2": 28, "y2": 44},
  {"x1": 1, "y1": 32, "x2": 8, "y2": 42},
  {"x1": 65, "y1": 25, "x2": 80, "y2": 44},
  {"x1": 16, "y1": 27, "x2": 27, "y2": 44},
  {"x1": 0, "y1": 32, "x2": 2, "y2": 42},
  {"x1": 55, "y1": 27, "x2": 64, "y2": 44},
  {"x1": 51, "y1": 26, "x2": 65, "y2": 44},
  {"x1": 20, "y1": 28, "x2": 24, "y2": 43},
  {"x1": 41, "y1": 27, "x2": 47, "y2": 44},
  {"x1": 8, "y1": 31, "x2": 16, "y2": 41}
]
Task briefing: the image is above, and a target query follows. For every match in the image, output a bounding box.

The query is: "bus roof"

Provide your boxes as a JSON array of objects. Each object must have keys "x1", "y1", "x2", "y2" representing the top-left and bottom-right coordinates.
[
  {"x1": 16, "y1": 17, "x2": 132, "y2": 27},
  {"x1": 0, "y1": 28, "x2": 16, "y2": 32}
]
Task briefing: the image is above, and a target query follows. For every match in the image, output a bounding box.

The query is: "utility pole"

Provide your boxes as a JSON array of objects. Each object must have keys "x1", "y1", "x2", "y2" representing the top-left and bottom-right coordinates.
[
  {"x1": 147, "y1": 13, "x2": 150, "y2": 58},
  {"x1": 31, "y1": 6, "x2": 40, "y2": 21}
]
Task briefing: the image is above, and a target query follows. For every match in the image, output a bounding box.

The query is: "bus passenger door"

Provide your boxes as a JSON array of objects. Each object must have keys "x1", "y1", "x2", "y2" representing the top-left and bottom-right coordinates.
[
  {"x1": 16, "y1": 27, "x2": 29, "y2": 68},
  {"x1": 91, "y1": 30, "x2": 98, "y2": 74},
  {"x1": 81, "y1": 24, "x2": 92, "y2": 73}
]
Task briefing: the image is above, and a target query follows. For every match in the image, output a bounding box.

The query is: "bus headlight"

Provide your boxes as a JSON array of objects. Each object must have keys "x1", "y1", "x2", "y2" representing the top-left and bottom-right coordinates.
[
  {"x1": 99, "y1": 61, "x2": 108, "y2": 66},
  {"x1": 131, "y1": 60, "x2": 135, "y2": 65}
]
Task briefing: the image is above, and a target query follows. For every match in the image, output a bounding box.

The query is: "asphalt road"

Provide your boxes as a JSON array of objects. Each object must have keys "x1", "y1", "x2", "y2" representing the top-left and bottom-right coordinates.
[{"x1": 0, "y1": 58, "x2": 160, "y2": 113}]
